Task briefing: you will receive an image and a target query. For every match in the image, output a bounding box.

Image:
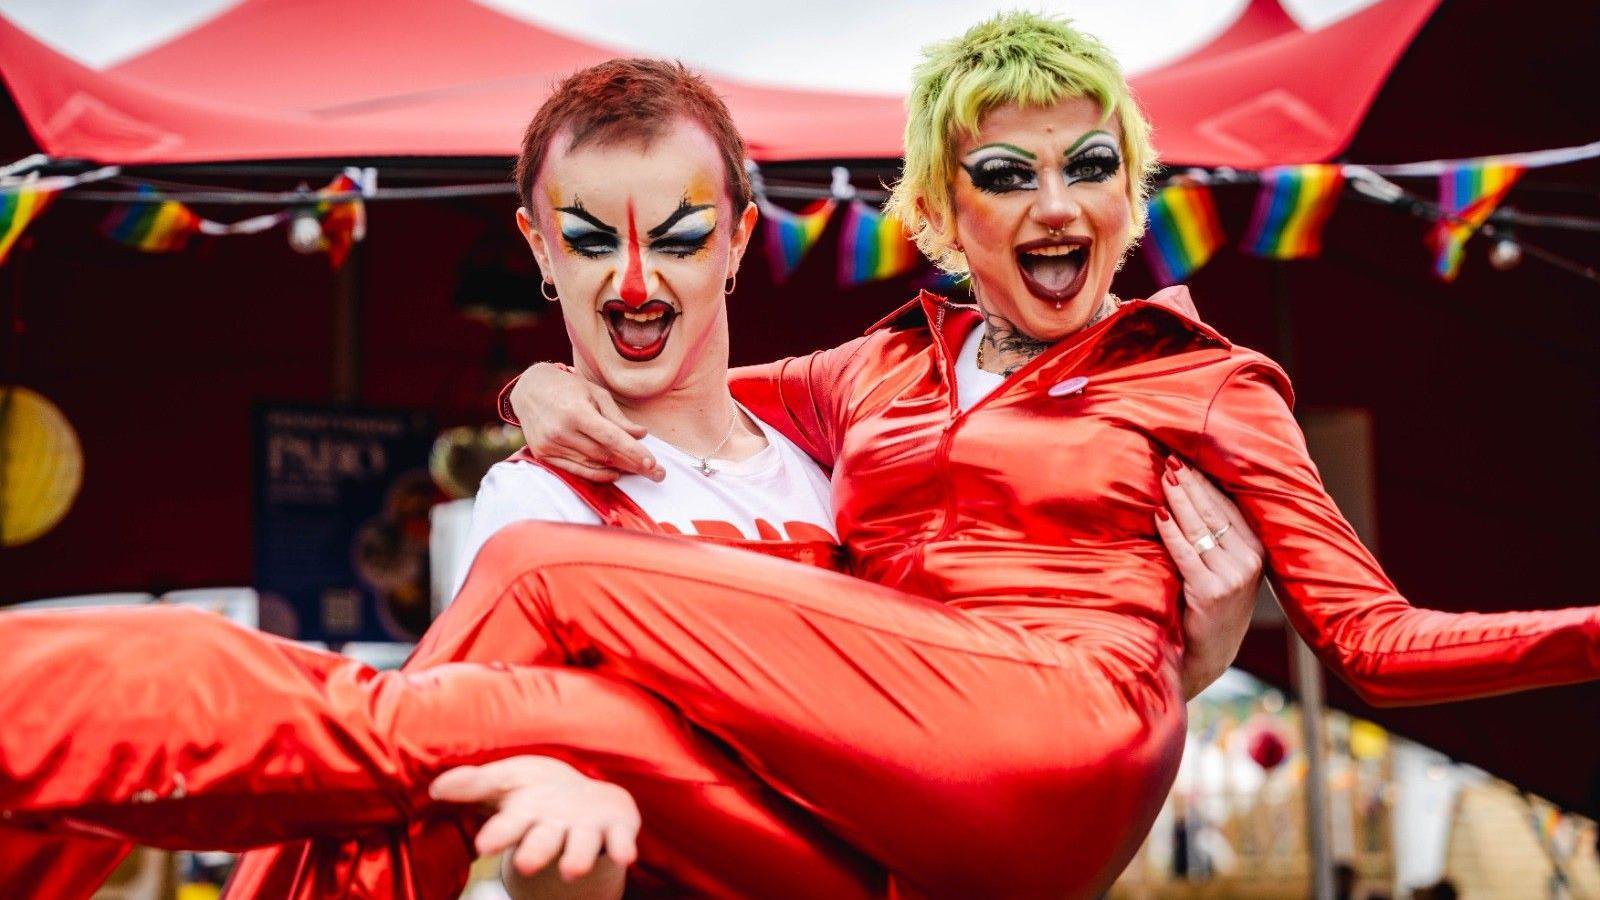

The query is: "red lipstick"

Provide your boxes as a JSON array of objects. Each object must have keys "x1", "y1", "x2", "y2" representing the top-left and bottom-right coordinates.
[{"x1": 601, "y1": 299, "x2": 677, "y2": 362}]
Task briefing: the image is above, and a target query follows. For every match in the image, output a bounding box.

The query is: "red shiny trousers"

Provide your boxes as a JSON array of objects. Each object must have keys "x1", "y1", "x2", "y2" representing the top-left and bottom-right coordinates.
[{"x1": 1, "y1": 522, "x2": 1184, "y2": 899}]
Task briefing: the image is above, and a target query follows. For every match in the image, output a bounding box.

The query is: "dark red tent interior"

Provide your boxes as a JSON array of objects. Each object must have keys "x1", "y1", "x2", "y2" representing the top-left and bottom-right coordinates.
[{"x1": 1, "y1": 0, "x2": 1597, "y2": 816}]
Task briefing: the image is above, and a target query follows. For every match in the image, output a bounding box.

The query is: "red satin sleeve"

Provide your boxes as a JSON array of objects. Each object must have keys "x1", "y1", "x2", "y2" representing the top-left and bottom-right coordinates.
[
  {"x1": 492, "y1": 344, "x2": 869, "y2": 472},
  {"x1": 1193, "y1": 360, "x2": 1600, "y2": 706},
  {"x1": 728, "y1": 336, "x2": 873, "y2": 471}
]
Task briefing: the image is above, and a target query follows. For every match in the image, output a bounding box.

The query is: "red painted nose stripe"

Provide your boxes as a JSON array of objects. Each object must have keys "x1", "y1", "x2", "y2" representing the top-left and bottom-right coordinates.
[{"x1": 621, "y1": 202, "x2": 648, "y2": 308}]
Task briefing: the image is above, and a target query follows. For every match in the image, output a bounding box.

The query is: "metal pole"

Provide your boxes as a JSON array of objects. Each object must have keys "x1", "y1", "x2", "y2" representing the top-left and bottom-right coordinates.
[
  {"x1": 0, "y1": 237, "x2": 23, "y2": 545},
  {"x1": 1272, "y1": 261, "x2": 1335, "y2": 900},
  {"x1": 333, "y1": 243, "x2": 365, "y2": 404},
  {"x1": 1292, "y1": 632, "x2": 1336, "y2": 900}
]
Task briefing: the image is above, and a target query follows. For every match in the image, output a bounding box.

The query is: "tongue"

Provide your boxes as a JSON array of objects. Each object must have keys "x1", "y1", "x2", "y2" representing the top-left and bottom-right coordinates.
[
  {"x1": 616, "y1": 316, "x2": 668, "y2": 348},
  {"x1": 1023, "y1": 253, "x2": 1081, "y2": 291}
]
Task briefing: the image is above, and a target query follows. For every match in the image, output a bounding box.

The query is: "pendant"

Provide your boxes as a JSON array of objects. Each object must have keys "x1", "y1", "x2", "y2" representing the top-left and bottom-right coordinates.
[{"x1": 696, "y1": 458, "x2": 715, "y2": 476}]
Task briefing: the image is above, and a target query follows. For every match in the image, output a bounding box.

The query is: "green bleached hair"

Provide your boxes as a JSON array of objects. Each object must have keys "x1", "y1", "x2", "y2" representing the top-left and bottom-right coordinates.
[{"x1": 884, "y1": 11, "x2": 1159, "y2": 274}]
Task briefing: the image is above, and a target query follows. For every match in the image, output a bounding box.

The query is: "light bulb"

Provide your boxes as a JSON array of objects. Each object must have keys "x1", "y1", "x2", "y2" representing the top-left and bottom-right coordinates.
[
  {"x1": 289, "y1": 212, "x2": 324, "y2": 255},
  {"x1": 1488, "y1": 236, "x2": 1522, "y2": 271}
]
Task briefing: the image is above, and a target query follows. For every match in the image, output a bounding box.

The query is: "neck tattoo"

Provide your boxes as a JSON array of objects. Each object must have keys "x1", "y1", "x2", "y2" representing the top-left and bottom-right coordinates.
[{"x1": 977, "y1": 295, "x2": 1121, "y2": 376}]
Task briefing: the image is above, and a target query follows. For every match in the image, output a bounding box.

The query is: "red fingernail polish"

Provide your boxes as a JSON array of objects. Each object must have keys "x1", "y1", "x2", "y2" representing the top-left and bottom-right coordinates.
[
  {"x1": 1156, "y1": 508, "x2": 1171, "y2": 521},
  {"x1": 1166, "y1": 456, "x2": 1180, "y2": 471},
  {"x1": 1165, "y1": 471, "x2": 1180, "y2": 486}
]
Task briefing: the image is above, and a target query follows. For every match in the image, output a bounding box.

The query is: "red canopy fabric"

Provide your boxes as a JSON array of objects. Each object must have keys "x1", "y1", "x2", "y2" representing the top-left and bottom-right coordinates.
[
  {"x1": 0, "y1": 0, "x2": 1439, "y2": 167},
  {"x1": 1134, "y1": 0, "x2": 1440, "y2": 165}
]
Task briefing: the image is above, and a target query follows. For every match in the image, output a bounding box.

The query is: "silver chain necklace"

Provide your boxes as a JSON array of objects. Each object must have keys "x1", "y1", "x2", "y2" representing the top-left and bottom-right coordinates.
[{"x1": 680, "y1": 406, "x2": 740, "y2": 476}]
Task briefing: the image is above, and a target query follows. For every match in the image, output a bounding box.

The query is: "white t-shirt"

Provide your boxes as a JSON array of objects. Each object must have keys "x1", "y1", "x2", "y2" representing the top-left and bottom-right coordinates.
[
  {"x1": 446, "y1": 408, "x2": 836, "y2": 599},
  {"x1": 955, "y1": 323, "x2": 1006, "y2": 412}
]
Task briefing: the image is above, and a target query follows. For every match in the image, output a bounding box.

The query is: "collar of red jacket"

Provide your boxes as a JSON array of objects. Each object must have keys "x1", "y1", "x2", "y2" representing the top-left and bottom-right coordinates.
[{"x1": 865, "y1": 285, "x2": 1233, "y2": 349}]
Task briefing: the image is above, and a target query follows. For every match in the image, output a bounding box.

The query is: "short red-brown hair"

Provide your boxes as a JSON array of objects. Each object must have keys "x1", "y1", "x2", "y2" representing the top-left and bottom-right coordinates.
[{"x1": 515, "y1": 58, "x2": 751, "y2": 215}]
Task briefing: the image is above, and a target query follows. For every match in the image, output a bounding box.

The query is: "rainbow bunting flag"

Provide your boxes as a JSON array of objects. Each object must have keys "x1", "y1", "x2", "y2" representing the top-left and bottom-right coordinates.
[
  {"x1": 1241, "y1": 164, "x2": 1345, "y2": 259},
  {"x1": 0, "y1": 185, "x2": 57, "y2": 266},
  {"x1": 759, "y1": 198, "x2": 835, "y2": 283},
  {"x1": 316, "y1": 173, "x2": 367, "y2": 269},
  {"x1": 100, "y1": 186, "x2": 201, "y2": 252},
  {"x1": 839, "y1": 200, "x2": 919, "y2": 286},
  {"x1": 1428, "y1": 161, "x2": 1523, "y2": 282},
  {"x1": 1143, "y1": 181, "x2": 1224, "y2": 286}
]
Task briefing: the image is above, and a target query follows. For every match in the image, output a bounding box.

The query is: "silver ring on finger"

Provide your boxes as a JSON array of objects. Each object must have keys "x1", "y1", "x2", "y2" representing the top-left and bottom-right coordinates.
[
  {"x1": 1192, "y1": 532, "x2": 1218, "y2": 554},
  {"x1": 1212, "y1": 523, "x2": 1232, "y2": 541}
]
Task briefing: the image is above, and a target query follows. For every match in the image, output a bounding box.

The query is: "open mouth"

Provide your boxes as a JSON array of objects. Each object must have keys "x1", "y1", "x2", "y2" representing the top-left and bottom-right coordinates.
[
  {"x1": 601, "y1": 299, "x2": 678, "y2": 362},
  {"x1": 1015, "y1": 236, "x2": 1091, "y2": 305}
]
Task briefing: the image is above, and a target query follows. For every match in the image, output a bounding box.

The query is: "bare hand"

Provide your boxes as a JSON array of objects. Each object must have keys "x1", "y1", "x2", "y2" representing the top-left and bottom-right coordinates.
[
  {"x1": 509, "y1": 363, "x2": 665, "y2": 482},
  {"x1": 1155, "y1": 457, "x2": 1265, "y2": 700},
  {"x1": 430, "y1": 755, "x2": 641, "y2": 882}
]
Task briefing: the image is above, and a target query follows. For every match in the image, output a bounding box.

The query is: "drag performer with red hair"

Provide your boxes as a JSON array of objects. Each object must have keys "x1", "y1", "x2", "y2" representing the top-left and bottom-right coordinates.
[
  {"x1": 0, "y1": 53, "x2": 1263, "y2": 900},
  {"x1": 4, "y1": 13, "x2": 1600, "y2": 900}
]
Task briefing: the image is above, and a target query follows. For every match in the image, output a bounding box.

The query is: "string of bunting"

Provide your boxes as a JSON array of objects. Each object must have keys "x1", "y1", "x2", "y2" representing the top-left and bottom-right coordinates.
[
  {"x1": 1, "y1": 165, "x2": 373, "y2": 269},
  {"x1": 0, "y1": 166, "x2": 118, "y2": 265},
  {"x1": 1429, "y1": 161, "x2": 1523, "y2": 281},
  {"x1": 755, "y1": 196, "x2": 835, "y2": 284},
  {"x1": 752, "y1": 141, "x2": 1597, "y2": 289},
  {"x1": 1, "y1": 140, "x2": 1596, "y2": 285},
  {"x1": 1134, "y1": 144, "x2": 1595, "y2": 286}
]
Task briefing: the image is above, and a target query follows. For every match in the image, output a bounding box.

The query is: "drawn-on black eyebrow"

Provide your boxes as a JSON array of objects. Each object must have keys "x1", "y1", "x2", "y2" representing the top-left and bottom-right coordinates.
[
  {"x1": 555, "y1": 204, "x2": 617, "y2": 235},
  {"x1": 648, "y1": 199, "x2": 715, "y2": 239}
]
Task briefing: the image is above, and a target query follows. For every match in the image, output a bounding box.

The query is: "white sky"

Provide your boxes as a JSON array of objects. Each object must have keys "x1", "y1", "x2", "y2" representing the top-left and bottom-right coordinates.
[{"x1": 0, "y1": 0, "x2": 1381, "y2": 93}]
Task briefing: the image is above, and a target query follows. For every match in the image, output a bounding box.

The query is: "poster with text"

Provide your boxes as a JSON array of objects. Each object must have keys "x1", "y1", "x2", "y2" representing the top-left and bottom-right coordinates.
[{"x1": 253, "y1": 404, "x2": 437, "y2": 643}]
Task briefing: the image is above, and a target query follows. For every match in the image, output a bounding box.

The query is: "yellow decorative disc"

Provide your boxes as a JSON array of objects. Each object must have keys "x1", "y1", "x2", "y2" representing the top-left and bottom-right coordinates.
[
  {"x1": 1, "y1": 386, "x2": 83, "y2": 547},
  {"x1": 1348, "y1": 718, "x2": 1389, "y2": 762}
]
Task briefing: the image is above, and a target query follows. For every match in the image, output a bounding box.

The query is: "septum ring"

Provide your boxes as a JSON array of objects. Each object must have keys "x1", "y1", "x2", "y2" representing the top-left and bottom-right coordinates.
[{"x1": 1192, "y1": 532, "x2": 1219, "y2": 554}]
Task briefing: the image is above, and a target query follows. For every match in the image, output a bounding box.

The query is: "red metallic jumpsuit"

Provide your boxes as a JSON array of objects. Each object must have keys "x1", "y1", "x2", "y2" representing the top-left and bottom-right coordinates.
[
  {"x1": 3, "y1": 287, "x2": 1597, "y2": 899},
  {"x1": 2, "y1": 458, "x2": 885, "y2": 900}
]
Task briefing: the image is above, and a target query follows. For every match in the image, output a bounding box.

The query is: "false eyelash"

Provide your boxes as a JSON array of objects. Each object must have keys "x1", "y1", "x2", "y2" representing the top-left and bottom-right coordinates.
[
  {"x1": 964, "y1": 159, "x2": 1037, "y2": 194},
  {"x1": 1065, "y1": 146, "x2": 1121, "y2": 183},
  {"x1": 562, "y1": 233, "x2": 616, "y2": 258},
  {"x1": 653, "y1": 240, "x2": 710, "y2": 258}
]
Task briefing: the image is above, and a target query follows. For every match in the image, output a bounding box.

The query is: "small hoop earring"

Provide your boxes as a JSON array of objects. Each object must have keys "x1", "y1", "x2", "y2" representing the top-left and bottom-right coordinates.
[
  {"x1": 724, "y1": 272, "x2": 737, "y2": 296},
  {"x1": 541, "y1": 280, "x2": 559, "y2": 302}
]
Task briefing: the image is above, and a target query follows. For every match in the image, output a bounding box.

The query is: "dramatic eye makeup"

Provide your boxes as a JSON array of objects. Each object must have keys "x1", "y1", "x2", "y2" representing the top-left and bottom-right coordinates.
[
  {"x1": 553, "y1": 198, "x2": 716, "y2": 259},
  {"x1": 960, "y1": 131, "x2": 1122, "y2": 194},
  {"x1": 963, "y1": 143, "x2": 1038, "y2": 195},
  {"x1": 556, "y1": 203, "x2": 618, "y2": 258},
  {"x1": 1062, "y1": 132, "x2": 1121, "y2": 185},
  {"x1": 647, "y1": 198, "x2": 717, "y2": 258}
]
